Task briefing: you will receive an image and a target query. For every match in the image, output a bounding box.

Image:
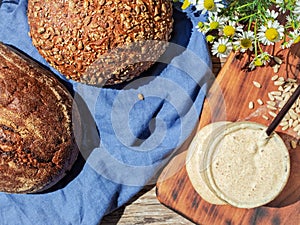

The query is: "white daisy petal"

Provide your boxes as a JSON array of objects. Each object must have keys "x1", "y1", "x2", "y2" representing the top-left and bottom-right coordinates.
[
  {"x1": 211, "y1": 38, "x2": 232, "y2": 58},
  {"x1": 257, "y1": 20, "x2": 285, "y2": 45},
  {"x1": 233, "y1": 31, "x2": 255, "y2": 52}
]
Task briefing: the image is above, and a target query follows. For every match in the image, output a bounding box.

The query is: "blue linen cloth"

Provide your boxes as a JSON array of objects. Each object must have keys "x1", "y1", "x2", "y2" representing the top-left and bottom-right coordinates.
[{"x1": 0, "y1": 1, "x2": 212, "y2": 224}]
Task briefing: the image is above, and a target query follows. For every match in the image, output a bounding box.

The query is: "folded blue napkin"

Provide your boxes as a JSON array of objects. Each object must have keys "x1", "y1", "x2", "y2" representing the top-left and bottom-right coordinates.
[{"x1": 0, "y1": 1, "x2": 212, "y2": 224}]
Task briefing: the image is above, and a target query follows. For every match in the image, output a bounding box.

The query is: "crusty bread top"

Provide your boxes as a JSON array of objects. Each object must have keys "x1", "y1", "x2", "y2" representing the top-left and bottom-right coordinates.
[
  {"x1": 27, "y1": 0, "x2": 173, "y2": 85},
  {"x1": 0, "y1": 43, "x2": 80, "y2": 193}
]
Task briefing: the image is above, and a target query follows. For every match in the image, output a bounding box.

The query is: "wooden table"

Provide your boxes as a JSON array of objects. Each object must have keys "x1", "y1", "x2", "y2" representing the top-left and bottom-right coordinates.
[{"x1": 100, "y1": 56, "x2": 224, "y2": 225}]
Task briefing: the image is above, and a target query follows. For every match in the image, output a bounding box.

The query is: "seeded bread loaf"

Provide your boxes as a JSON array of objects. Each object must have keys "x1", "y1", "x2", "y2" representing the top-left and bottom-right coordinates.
[
  {"x1": 0, "y1": 42, "x2": 80, "y2": 193},
  {"x1": 27, "y1": 0, "x2": 174, "y2": 86}
]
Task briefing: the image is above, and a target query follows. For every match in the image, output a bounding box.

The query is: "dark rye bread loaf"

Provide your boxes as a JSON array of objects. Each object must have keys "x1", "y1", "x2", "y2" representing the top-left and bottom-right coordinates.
[
  {"x1": 0, "y1": 43, "x2": 80, "y2": 193},
  {"x1": 27, "y1": 0, "x2": 173, "y2": 86}
]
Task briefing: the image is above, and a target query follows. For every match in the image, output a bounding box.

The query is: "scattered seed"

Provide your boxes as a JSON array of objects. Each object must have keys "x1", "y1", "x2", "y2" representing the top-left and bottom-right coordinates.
[
  {"x1": 269, "y1": 111, "x2": 277, "y2": 117},
  {"x1": 138, "y1": 93, "x2": 144, "y2": 100},
  {"x1": 268, "y1": 93, "x2": 275, "y2": 101},
  {"x1": 278, "y1": 86, "x2": 284, "y2": 92},
  {"x1": 289, "y1": 109, "x2": 298, "y2": 120},
  {"x1": 281, "y1": 125, "x2": 289, "y2": 131},
  {"x1": 289, "y1": 119, "x2": 293, "y2": 128},
  {"x1": 278, "y1": 101, "x2": 286, "y2": 108},
  {"x1": 274, "y1": 81, "x2": 285, "y2": 86},
  {"x1": 267, "y1": 105, "x2": 277, "y2": 110},
  {"x1": 267, "y1": 101, "x2": 276, "y2": 107},
  {"x1": 253, "y1": 81, "x2": 262, "y2": 88},
  {"x1": 271, "y1": 75, "x2": 279, "y2": 81},
  {"x1": 248, "y1": 101, "x2": 254, "y2": 109},
  {"x1": 257, "y1": 99, "x2": 263, "y2": 105},
  {"x1": 273, "y1": 64, "x2": 280, "y2": 73},
  {"x1": 287, "y1": 78, "x2": 297, "y2": 83},
  {"x1": 284, "y1": 85, "x2": 292, "y2": 93},
  {"x1": 262, "y1": 115, "x2": 269, "y2": 120},
  {"x1": 293, "y1": 124, "x2": 300, "y2": 132},
  {"x1": 292, "y1": 120, "x2": 299, "y2": 128},
  {"x1": 280, "y1": 121, "x2": 288, "y2": 127},
  {"x1": 284, "y1": 114, "x2": 291, "y2": 121},
  {"x1": 274, "y1": 56, "x2": 283, "y2": 64},
  {"x1": 290, "y1": 140, "x2": 297, "y2": 149},
  {"x1": 270, "y1": 91, "x2": 281, "y2": 96},
  {"x1": 275, "y1": 96, "x2": 283, "y2": 101}
]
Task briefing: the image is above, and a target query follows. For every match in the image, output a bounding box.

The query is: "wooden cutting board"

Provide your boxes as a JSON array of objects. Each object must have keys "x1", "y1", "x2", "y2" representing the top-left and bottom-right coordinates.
[{"x1": 156, "y1": 43, "x2": 300, "y2": 225}]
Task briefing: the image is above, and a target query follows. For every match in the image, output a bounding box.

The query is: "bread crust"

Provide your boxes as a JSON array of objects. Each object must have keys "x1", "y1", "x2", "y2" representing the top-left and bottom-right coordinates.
[
  {"x1": 0, "y1": 43, "x2": 80, "y2": 193},
  {"x1": 27, "y1": 0, "x2": 174, "y2": 86}
]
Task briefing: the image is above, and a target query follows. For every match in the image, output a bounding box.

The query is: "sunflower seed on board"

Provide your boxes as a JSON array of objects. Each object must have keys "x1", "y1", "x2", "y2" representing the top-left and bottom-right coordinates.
[
  {"x1": 262, "y1": 115, "x2": 269, "y2": 120},
  {"x1": 289, "y1": 119, "x2": 294, "y2": 128},
  {"x1": 273, "y1": 64, "x2": 280, "y2": 73},
  {"x1": 280, "y1": 121, "x2": 289, "y2": 127},
  {"x1": 269, "y1": 111, "x2": 277, "y2": 117},
  {"x1": 267, "y1": 101, "x2": 276, "y2": 107},
  {"x1": 281, "y1": 125, "x2": 289, "y2": 131},
  {"x1": 274, "y1": 56, "x2": 283, "y2": 64},
  {"x1": 271, "y1": 75, "x2": 279, "y2": 81},
  {"x1": 253, "y1": 81, "x2": 262, "y2": 88},
  {"x1": 274, "y1": 80, "x2": 285, "y2": 86},
  {"x1": 293, "y1": 124, "x2": 300, "y2": 132},
  {"x1": 268, "y1": 93, "x2": 275, "y2": 101},
  {"x1": 292, "y1": 120, "x2": 299, "y2": 128},
  {"x1": 270, "y1": 91, "x2": 281, "y2": 96},
  {"x1": 278, "y1": 86, "x2": 284, "y2": 92},
  {"x1": 257, "y1": 99, "x2": 263, "y2": 105},
  {"x1": 248, "y1": 101, "x2": 254, "y2": 109},
  {"x1": 287, "y1": 78, "x2": 297, "y2": 83},
  {"x1": 289, "y1": 109, "x2": 298, "y2": 120},
  {"x1": 267, "y1": 105, "x2": 277, "y2": 110}
]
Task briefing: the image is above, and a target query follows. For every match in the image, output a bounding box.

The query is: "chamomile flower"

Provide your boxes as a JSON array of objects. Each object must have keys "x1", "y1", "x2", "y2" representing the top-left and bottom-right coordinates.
[
  {"x1": 222, "y1": 20, "x2": 243, "y2": 38},
  {"x1": 195, "y1": 0, "x2": 224, "y2": 15},
  {"x1": 249, "y1": 52, "x2": 271, "y2": 70},
  {"x1": 206, "y1": 34, "x2": 215, "y2": 43},
  {"x1": 211, "y1": 38, "x2": 232, "y2": 58},
  {"x1": 233, "y1": 31, "x2": 255, "y2": 53},
  {"x1": 257, "y1": 20, "x2": 285, "y2": 45},
  {"x1": 199, "y1": 12, "x2": 226, "y2": 34}
]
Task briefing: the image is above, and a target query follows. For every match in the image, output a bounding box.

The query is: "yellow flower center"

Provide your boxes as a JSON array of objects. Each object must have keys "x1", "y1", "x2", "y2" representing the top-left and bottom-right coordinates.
[
  {"x1": 223, "y1": 25, "x2": 235, "y2": 37},
  {"x1": 204, "y1": 0, "x2": 215, "y2": 10},
  {"x1": 240, "y1": 38, "x2": 252, "y2": 49},
  {"x1": 210, "y1": 21, "x2": 219, "y2": 30},
  {"x1": 181, "y1": 0, "x2": 191, "y2": 10},
  {"x1": 206, "y1": 35, "x2": 214, "y2": 43},
  {"x1": 217, "y1": 44, "x2": 227, "y2": 53},
  {"x1": 265, "y1": 28, "x2": 279, "y2": 42},
  {"x1": 197, "y1": 21, "x2": 204, "y2": 29},
  {"x1": 254, "y1": 59, "x2": 263, "y2": 67}
]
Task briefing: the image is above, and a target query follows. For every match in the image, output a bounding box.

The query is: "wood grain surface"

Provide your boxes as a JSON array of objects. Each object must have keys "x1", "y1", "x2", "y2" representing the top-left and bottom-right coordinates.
[{"x1": 156, "y1": 43, "x2": 300, "y2": 225}]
